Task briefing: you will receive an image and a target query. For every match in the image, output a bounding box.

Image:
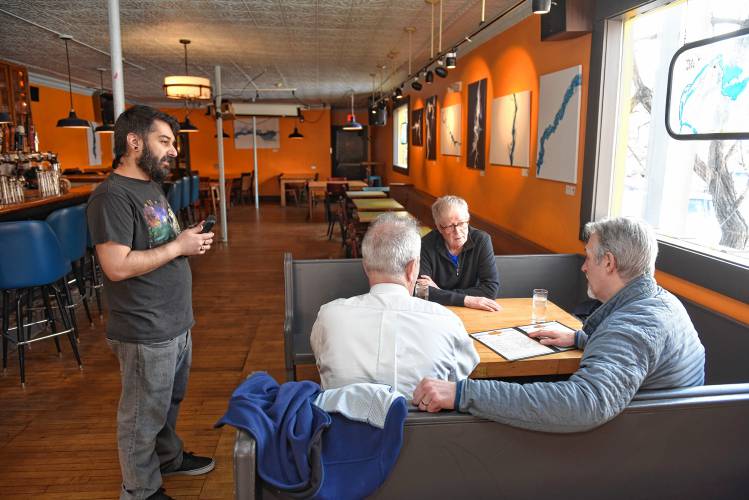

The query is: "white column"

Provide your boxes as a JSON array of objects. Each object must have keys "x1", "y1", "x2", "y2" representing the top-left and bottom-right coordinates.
[
  {"x1": 107, "y1": 0, "x2": 125, "y2": 119},
  {"x1": 215, "y1": 65, "x2": 228, "y2": 243},
  {"x1": 253, "y1": 116, "x2": 259, "y2": 209}
]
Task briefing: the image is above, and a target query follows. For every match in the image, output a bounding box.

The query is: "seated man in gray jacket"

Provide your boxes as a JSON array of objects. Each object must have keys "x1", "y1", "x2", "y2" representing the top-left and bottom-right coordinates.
[{"x1": 413, "y1": 216, "x2": 705, "y2": 433}]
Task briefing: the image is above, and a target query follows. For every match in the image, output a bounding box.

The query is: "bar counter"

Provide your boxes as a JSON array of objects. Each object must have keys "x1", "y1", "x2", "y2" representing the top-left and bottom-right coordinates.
[{"x1": 0, "y1": 184, "x2": 95, "y2": 222}]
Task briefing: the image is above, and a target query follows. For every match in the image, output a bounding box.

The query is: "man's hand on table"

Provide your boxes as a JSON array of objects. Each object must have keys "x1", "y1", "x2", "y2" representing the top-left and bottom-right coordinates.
[
  {"x1": 413, "y1": 378, "x2": 457, "y2": 413},
  {"x1": 417, "y1": 275, "x2": 439, "y2": 289},
  {"x1": 527, "y1": 329, "x2": 575, "y2": 347},
  {"x1": 464, "y1": 296, "x2": 502, "y2": 311}
]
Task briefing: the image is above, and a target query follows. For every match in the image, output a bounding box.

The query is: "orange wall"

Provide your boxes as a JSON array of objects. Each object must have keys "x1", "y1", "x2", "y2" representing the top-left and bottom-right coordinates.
[
  {"x1": 165, "y1": 107, "x2": 332, "y2": 196},
  {"x1": 30, "y1": 84, "x2": 114, "y2": 169},
  {"x1": 30, "y1": 81, "x2": 331, "y2": 196},
  {"x1": 373, "y1": 15, "x2": 749, "y2": 324}
]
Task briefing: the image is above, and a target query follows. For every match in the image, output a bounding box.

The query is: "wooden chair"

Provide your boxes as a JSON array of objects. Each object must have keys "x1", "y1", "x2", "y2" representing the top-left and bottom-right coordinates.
[
  {"x1": 239, "y1": 171, "x2": 254, "y2": 204},
  {"x1": 325, "y1": 183, "x2": 349, "y2": 239}
]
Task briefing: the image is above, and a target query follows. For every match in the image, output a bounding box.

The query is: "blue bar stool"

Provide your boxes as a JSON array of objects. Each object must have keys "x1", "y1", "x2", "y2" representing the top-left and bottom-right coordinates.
[
  {"x1": 47, "y1": 204, "x2": 93, "y2": 330},
  {"x1": 190, "y1": 174, "x2": 200, "y2": 220},
  {"x1": 167, "y1": 178, "x2": 183, "y2": 222},
  {"x1": 180, "y1": 175, "x2": 192, "y2": 226},
  {"x1": 367, "y1": 175, "x2": 382, "y2": 187},
  {"x1": 0, "y1": 221, "x2": 83, "y2": 386}
]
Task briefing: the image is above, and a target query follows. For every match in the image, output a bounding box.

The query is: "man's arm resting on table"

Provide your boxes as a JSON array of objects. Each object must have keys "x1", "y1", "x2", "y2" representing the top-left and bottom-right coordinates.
[{"x1": 96, "y1": 226, "x2": 212, "y2": 281}]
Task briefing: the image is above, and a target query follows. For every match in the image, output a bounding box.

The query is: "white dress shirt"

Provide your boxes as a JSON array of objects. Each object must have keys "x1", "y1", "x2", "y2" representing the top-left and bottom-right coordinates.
[{"x1": 311, "y1": 282, "x2": 480, "y2": 398}]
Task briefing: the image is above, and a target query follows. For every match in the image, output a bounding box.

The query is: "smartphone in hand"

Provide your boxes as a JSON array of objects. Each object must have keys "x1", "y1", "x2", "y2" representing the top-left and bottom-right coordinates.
[{"x1": 200, "y1": 215, "x2": 216, "y2": 234}]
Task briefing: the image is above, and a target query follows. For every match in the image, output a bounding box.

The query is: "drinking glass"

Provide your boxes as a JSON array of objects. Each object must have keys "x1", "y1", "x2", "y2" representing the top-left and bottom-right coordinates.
[
  {"x1": 532, "y1": 288, "x2": 548, "y2": 323},
  {"x1": 415, "y1": 282, "x2": 429, "y2": 301}
]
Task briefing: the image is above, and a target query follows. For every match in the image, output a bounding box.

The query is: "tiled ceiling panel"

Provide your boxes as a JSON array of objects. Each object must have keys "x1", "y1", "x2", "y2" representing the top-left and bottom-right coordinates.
[{"x1": 0, "y1": 0, "x2": 526, "y2": 106}]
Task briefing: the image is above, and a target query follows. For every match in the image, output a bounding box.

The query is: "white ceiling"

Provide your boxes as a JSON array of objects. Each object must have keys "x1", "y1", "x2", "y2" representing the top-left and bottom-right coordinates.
[{"x1": 0, "y1": 0, "x2": 528, "y2": 107}]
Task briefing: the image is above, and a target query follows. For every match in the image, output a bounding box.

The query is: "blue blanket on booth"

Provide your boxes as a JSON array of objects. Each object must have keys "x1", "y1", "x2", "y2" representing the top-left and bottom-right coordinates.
[{"x1": 216, "y1": 373, "x2": 407, "y2": 499}]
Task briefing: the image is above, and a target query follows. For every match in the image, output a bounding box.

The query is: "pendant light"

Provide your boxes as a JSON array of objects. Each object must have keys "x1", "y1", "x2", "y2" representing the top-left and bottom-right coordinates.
[
  {"x1": 179, "y1": 101, "x2": 199, "y2": 133},
  {"x1": 163, "y1": 39, "x2": 211, "y2": 100},
  {"x1": 94, "y1": 67, "x2": 114, "y2": 134},
  {"x1": 343, "y1": 92, "x2": 363, "y2": 131},
  {"x1": 56, "y1": 34, "x2": 90, "y2": 129},
  {"x1": 288, "y1": 126, "x2": 304, "y2": 139}
]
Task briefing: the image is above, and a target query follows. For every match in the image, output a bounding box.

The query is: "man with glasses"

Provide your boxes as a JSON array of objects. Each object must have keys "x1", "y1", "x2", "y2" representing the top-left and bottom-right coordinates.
[{"x1": 417, "y1": 195, "x2": 500, "y2": 311}]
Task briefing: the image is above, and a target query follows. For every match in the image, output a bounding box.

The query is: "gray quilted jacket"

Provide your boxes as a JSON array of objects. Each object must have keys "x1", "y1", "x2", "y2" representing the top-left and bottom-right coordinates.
[{"x1": 458, "y1": 275, "x2": 705, "y2": 433}]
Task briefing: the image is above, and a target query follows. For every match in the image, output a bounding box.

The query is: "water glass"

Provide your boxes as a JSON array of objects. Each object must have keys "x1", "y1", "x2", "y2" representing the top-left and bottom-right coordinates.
[
  {"x1": 532, "y1": 288, "x2": 548, "y2": 323},
  {"x1": 415, "y1": 282, "x2": 429, "y2": 301}
]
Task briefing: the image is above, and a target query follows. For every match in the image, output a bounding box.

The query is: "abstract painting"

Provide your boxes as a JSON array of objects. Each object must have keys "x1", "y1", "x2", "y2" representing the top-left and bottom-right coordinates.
[
  {"x1": 467, "y1": 79, "x2": 487, "y2": 169},
  {"x1": 440, "y1": 103, "x2": 462, "y2": 157},
  {"x1": 490, "y1": 90, "x2": 531, "y2": 168},
  {"x1": 536, "y1": 65, "x2": 582, "y2": 183},
  {"x1": 234, "y1": 117, "x2": 280, "y2": 149},
  {"x1": 411, "y1": 108, "x2": 423, "y2": 146},
  {"x1": 425, "y1": 96, "x2": 437, "y2": 160}
]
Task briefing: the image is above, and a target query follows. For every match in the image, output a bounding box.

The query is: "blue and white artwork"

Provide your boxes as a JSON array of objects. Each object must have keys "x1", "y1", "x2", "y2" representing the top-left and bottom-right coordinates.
[
  {"x1": 440, "y1": 103, "x2": 462, "y2": 157},
  {"x1": 668, "y1": 32, "x2": 749, "y2": 136},
  {"x1": 490, "y1": 90, "x2": 531, "y2": 168},
  {"x1": 234, "y1": 117, "x2": 280, "y2": 149},
  {"x1": 536, "y1": 65, "x2": 582, "y2": 183}
]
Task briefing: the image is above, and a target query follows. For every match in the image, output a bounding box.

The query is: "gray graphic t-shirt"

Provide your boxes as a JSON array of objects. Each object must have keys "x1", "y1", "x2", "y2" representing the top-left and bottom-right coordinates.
[{"x1": 87, "y1": 173, "x2": 194, "y2": 343}]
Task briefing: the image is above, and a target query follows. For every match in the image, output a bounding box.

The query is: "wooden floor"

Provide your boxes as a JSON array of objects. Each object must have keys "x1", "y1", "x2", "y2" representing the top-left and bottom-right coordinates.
[{"x1": 0, "y1": 202, "x2": 343, "y2": 499}]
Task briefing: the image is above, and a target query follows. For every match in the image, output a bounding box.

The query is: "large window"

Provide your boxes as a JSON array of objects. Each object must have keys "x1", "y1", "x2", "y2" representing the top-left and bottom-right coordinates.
[
  {"x1": 392, "y1": 101, "x2": 409, "y2": 172},
  {"x1": 601, "y1": 0, "x2": 749, "y2": 266}
]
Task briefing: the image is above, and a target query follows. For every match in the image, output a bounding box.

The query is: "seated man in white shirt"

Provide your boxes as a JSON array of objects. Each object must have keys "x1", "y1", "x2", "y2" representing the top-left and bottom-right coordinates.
[{"x1": 311, "y1": 212, "x2": 480, "y2": 399}]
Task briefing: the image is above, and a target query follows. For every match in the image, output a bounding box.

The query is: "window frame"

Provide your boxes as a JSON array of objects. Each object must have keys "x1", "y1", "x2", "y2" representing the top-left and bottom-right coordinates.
[
  {"x1": 579, "y1": 0, "x2": 749, "y2": 304},
  {"x1": 392, "y1": 96, "x2": 410, "y2": 175}
]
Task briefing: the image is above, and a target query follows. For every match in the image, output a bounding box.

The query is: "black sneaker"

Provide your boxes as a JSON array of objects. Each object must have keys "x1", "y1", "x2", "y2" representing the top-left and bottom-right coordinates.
[
  {"x1": 146, "y1": 487, "x2": 175, "y2": 500},
  {"x1": 162, "y1": 451, "x2": 216, "y2": 477}
]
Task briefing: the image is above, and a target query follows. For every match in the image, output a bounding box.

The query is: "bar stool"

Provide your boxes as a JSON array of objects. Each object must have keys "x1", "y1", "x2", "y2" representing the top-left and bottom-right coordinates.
[
  {"x1": 180, "y1": 175, "x2": 192, "y2": 226},
  {"x1": 46, "y1": 205, "x2": 93, "y2": 330},
  {"x1": 0, "y1": 221, "x2": 83, "y2": 386},
  {"x1": 190, "y1": 174, "x2": 200, "y2": 219},
  {"x1": 167, "y1": 178, "x2": 183, "y2": 221}
]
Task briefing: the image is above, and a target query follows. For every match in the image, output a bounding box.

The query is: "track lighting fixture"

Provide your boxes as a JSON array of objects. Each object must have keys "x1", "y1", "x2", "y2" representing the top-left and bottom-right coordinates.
[
  {"x1": 425, "y1": 70, "x2": 434, "y2": 84},
  {"x1": 435, "y1": 66, "x2": 448, "y2": 78},
  {"x1": 445, "y1": 49, "x2": 457, "y2": 69},
  {"x1": 394, "y1": 87, "x2": 403, "y2": 100},
  {"x1": 411, "y1": 80, "x2": 423, "y2": 91},
  {"x1": 532, "y1": 0, "x2": 553, "y2": 14}
]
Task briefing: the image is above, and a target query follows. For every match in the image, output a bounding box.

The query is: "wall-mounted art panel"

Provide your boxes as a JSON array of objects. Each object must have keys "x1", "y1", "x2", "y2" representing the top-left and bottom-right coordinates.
[
  {"x1": 535, "y1": 65, "x2": 582, "y2": 183},
  {"x1": 467, "y1": 78, "x2": 487, "y2": 170},
  {"x1": 425, "y1": 96, "x2": 437, "y2": 160},
  {"x1": 234, "y1": 117, "x2": 280, "y2": 149},
  {"x1": 440, "y1": 103, "x2": 462, "y2": 157},
  {"x1": 490, "y1": 90, "x2": 531, "y2": 168},
  {"x1": 411, "y1": 108, "x2": 423, "y2": 146}
]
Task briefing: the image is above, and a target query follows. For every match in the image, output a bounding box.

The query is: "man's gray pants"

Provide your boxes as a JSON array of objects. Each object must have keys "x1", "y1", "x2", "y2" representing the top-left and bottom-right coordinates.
[{"x1": 108, "y1": 331, "x2": 191, "y2": 500}]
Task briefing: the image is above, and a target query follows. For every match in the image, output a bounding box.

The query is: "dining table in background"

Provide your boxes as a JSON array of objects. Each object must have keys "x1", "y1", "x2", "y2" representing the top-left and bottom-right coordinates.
[
  {"x1": 351, "y1": 198, "x2": 405, "y2": 212},
  {"x1": 306, "y1": 179, "x2": 366, "y2": 219},
  {"x1": 279, "y1": 172, "x2": 317, "y2": 207},
  {"x1": 346, "y1": 190, "x2": 386, "y2": 199}
]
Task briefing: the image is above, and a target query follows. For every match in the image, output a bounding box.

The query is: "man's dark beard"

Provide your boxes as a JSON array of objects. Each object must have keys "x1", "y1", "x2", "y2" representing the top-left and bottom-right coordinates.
[{"x1": 136, "y1": 142, "x2": 173, "y2": 182}]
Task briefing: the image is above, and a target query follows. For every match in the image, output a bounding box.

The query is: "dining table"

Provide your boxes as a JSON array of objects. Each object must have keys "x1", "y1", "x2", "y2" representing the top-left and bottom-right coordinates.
[
  {"x1": 446, "y1": 298, "x2": 583, "y2": 378},
  {"x1": 351, "y1": 198, "x2": 405, "y2": 212}
]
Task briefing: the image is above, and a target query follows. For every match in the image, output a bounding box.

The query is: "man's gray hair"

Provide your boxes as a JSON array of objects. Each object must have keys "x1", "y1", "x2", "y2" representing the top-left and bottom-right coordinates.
[
  {"x1": 361, "y1": 213, "x2": 421, "y2": 277},
  {"x1": 583, "y1": 216, "x2": 658, "y2": 281},
  {"x1": 432, "y1": 195, "x2": 470, "y2": 224}
]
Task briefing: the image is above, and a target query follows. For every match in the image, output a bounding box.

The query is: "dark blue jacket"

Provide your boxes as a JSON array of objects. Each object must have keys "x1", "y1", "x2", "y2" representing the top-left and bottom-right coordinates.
[{"x1": 216, "y1": 373, "x2": 407, "y2": 499}]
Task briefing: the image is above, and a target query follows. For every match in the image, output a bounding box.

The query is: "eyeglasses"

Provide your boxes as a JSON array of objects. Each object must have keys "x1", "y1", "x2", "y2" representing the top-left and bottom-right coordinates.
[{"x1": 439, "y1": 220, "x2": 469, "y2": 232}]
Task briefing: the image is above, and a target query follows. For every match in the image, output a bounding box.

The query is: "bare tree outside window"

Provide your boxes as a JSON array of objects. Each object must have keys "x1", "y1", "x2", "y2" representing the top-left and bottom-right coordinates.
[{"x1": 614, "y1": 0, "x2": 749, "y2": 264}]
